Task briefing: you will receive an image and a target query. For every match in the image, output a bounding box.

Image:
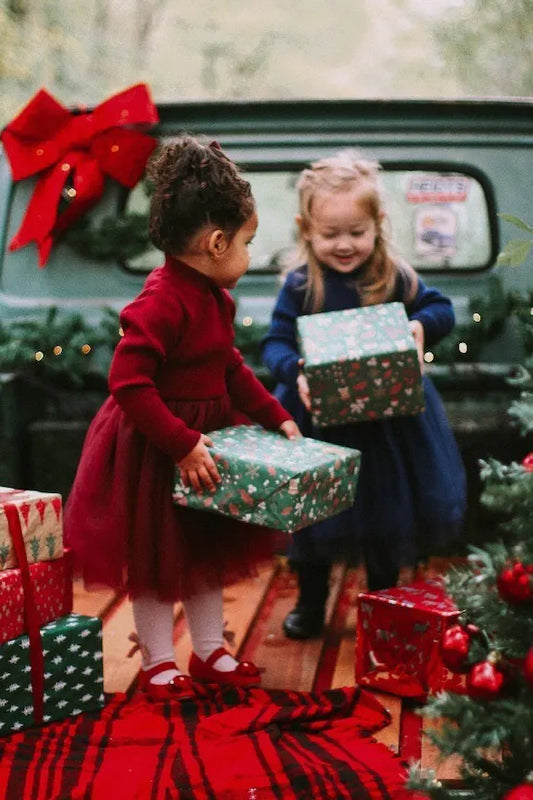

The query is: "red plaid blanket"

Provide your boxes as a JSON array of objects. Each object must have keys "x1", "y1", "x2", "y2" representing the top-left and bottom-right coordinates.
[{"x1": 0, "y1": 686, "x2": 409, "y2": 799}]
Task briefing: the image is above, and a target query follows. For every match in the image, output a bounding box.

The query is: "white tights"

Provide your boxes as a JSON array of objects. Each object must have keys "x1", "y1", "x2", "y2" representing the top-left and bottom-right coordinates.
[{"x1": 132, "y1": 586, "x2": 237, "y2": 683}]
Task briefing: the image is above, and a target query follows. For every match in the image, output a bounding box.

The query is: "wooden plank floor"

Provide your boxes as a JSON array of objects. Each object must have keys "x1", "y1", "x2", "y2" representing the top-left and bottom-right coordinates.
[{"x1": 72, "y1": 556, "x2": 462, "y2": 783}]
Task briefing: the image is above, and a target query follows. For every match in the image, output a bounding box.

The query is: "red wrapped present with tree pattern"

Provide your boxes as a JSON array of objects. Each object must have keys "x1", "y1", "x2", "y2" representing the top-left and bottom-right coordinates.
[
  {"x1": 0, "y1": 549, "x2": 73, "y2": 645},
  {"x1": 355, "y1": 580, "x2": 466, "y2": 699},
  {"x1": 0, "y1": 486, "x2": 63, "y2": 571}
]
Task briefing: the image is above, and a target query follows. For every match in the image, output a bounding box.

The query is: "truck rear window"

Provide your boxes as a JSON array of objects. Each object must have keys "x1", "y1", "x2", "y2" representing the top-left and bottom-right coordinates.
[{"x1": 124, "y1": 166, "x2": 493, "y2": 274}]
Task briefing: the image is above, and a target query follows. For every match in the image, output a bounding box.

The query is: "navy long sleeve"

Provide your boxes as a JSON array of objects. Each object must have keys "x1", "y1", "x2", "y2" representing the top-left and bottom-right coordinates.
[{"x1": 261, "y1": 265, "x2": 455, "y2": 382}]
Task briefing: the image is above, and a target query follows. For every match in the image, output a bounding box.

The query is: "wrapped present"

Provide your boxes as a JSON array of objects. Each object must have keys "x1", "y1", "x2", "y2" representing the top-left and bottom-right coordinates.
[
  {"x1": 297, "y1": 302, "x2": 425, "y2": 427},
  {"x1": 0, "y1": 550, "x2": 73, "y2": 645},
  {"x1": 0, "y1": 486, "x2": 63, "y2": 570},
  {"x1": 0, "y1": 613, "x2": 104, "y2": 736},
  {"x1": 173, "y1": 425, "x2": 360, "y2": 533},
  {"x1": 355, "y1": 580, "x2": 466, "y2": 700}
]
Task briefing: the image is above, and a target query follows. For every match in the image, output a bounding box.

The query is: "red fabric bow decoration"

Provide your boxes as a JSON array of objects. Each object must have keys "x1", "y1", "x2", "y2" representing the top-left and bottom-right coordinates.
[{"x1": 1, "y1": 83, "x2": 159, "y2": 266}]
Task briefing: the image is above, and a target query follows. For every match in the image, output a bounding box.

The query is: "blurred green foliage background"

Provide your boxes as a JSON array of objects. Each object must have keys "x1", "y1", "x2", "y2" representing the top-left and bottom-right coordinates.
[{"x1": 1, "y1": 0, "x2": 531, "y2": 125}]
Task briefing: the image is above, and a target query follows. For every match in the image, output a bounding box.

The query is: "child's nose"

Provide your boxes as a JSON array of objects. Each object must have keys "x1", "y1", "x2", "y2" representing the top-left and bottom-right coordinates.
[{"x1": 335, "y1": 235, "x2": 353, "y2": 251}]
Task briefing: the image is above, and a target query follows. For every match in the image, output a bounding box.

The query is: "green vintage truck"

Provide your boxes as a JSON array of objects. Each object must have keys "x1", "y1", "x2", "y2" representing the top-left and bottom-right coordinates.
[{"x1": 0, "y1": 97, "x2": 532, "y2": 536}]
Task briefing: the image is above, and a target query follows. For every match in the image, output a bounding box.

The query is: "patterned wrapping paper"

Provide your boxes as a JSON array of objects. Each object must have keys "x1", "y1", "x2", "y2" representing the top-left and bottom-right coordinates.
[
  {"x1": 173, "y1": 425, "x2": 360, "y2": 533},
  {"x1": 297, "y1": 302, "x2": 425, "y2": 427},
  {"x1": 355, "y1": 580, "x2": 466, "y2": 700},
  {"x1": 0, "y1": 613, "x2": 105, "y2": 736},
  {"x1": 0, "y1": 486, "x2": 63, "y2": 571},
  {"x1": 0, "y1": 550, "x2": 73, "y2": 645}
]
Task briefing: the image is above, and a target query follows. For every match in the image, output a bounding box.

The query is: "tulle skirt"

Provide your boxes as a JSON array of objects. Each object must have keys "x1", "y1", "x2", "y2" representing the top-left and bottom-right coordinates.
[{"x1": 64, "y1": 394, "x2": 276, "y2": 601}]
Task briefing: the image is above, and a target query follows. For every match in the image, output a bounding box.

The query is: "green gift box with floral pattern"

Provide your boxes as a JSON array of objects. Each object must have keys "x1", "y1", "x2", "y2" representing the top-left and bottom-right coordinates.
[
  {"x1": 0, "y1": 613, "x2": 104, "y2": 736},
  {"x1": 173, "y1": 425, "x2": 360, "y2": 533},
  {"x1": 297, "y1": 302, "x2": 425, "y2": 427}
]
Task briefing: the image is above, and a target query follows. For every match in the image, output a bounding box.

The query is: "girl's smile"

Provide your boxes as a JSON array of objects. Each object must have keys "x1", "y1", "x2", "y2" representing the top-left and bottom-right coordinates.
[{"x1": 302, "y1": 189, "x2": 379, "y2": 274}]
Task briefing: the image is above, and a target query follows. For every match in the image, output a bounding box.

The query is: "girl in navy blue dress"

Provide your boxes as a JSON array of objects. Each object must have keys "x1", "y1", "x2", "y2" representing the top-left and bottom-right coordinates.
[{"x1": 261, "y1": 150, "x2": 466, "y2": 639}]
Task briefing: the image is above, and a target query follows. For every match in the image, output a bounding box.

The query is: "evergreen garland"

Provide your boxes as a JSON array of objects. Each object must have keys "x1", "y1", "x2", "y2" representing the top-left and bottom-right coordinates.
[
  {"x1": 62, "y1": 178, "x2": 155, "y2": 262},
  {"x1": 0, "y1": 307, "x2": 120, "y2": 388},
  {"x1": 63, "y1": 212, "x2": 151, "y2": 262}
]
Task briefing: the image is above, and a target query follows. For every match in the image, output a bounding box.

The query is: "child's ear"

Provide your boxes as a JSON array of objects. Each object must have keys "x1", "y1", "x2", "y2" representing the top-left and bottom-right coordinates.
[
  {"x1": 207, "y1": 229, "x2": 229, "y2": 258},
  {"x1": 295, "y1": 214, "x2": 310, "y2": 241}
]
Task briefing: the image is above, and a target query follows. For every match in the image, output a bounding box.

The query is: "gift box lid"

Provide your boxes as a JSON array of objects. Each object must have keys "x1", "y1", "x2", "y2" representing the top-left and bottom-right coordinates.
[
  {"x1": 0, "y1": 486, "x2": 62, "y2": 506},
  {"x1": 297, "y1": 302, "x2": 416, "y2": 365},
  {"x1": 174, "y1": 425, "x2": 359, "y2": 505},
  {"x1": 358, "y1": 580, "x2": 460, "y2": 617}
]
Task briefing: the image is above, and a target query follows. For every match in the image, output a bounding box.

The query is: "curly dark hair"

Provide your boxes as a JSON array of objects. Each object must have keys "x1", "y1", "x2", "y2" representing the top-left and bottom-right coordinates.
[{"x1": 146, "y1": 135, "x2": 255, "y2": 254}]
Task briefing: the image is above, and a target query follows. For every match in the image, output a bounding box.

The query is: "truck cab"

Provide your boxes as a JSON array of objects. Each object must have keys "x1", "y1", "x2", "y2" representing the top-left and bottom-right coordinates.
[{"x1": 1, "y1": 97, "x2": 532, "y2": 531}]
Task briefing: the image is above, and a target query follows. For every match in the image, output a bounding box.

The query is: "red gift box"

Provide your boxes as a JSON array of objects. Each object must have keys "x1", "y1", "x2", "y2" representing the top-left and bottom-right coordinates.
[
  {"x1": 355, "y1": 580, "x2": 466, "y2": 699},
  {"x1": 0, "y1": 549, "x2": 72, "y2": 645}
]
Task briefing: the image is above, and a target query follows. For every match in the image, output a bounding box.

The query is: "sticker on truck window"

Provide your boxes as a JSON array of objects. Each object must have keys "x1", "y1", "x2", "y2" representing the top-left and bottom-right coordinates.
[
  {"x1": 406, "y1": 176, "x2": 469, "y2": 203},
  {"x1": 414, "y1": 205, "x2": 457, "y2": 260}
]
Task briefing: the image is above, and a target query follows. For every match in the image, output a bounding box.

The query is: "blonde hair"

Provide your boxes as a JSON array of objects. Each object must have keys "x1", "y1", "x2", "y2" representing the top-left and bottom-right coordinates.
[{"x1": 292, "y1": 150, "x2": 418, "y2": 312}]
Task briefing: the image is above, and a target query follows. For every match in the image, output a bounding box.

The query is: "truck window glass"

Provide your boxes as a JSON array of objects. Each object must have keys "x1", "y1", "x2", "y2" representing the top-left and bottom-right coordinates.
[{"x1": 123, "y1": 167, "x2": 492, "y2": 274}]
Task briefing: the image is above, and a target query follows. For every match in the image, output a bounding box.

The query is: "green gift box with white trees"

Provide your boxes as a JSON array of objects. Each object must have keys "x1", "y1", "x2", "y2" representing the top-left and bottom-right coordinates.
[
  {"x1": 297, "y1": 302, "x2": 425, "y2": 427},
  {"x1": 173, "y1": 425, "x2": 360, "y2": 533},
  {"x1": 0, "y1": 613, "x2": 104, "y2": 736}
]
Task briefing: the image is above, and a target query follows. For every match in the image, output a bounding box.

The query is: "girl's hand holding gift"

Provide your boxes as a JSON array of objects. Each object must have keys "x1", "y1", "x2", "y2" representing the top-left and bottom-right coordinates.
[
  {"x1": 279, "y1": 419, "x2": 302, "y2": 440},
  {"x1": 408, "y1": 319, "x2": 425, "y2": 370},
  {"x1": 296, "y1": 358, "x2": 311, "y2": 412},
  {"x1": 177, "y1": 434, "x2": 221, "y2": 493}
]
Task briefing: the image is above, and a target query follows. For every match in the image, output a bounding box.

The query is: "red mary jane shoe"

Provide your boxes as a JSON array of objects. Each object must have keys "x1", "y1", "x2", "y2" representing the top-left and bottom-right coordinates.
[
  {"x1": 188, "y1": 647, "x2": 262, "y2": 688},
  {"x1": 138, "y1": 661, "x2": 197, "y2": 701}
]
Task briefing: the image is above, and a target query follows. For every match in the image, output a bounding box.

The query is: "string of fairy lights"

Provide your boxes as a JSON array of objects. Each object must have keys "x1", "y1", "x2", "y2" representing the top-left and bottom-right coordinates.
[
  {"x1": 22, "y1": 301, "x2": 527, "y2": 376},
  {"x1": 33, "y1": 343, "x2": 92, "y2": 362}
]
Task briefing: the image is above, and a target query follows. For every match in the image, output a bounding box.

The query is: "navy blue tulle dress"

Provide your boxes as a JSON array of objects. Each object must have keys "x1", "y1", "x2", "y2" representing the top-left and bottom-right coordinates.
[{"x1": 260, "y1": 266, "x2": 466, "y2": 578}]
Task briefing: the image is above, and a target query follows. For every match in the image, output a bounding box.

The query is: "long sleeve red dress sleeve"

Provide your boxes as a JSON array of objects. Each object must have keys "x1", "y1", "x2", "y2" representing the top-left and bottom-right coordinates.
[{"x1": 109, "y1": 257, "x2": 291, "y2": 462}]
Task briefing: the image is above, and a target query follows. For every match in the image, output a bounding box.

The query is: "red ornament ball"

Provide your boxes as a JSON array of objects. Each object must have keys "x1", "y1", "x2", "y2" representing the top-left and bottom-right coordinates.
[
  {"x1": 503, "y1": 785, "x2": 533, "y2": 800},
  {"x1": 522, "y1": 452, "x2": 533, "y2": 472},
  {"x1": 497, "y1": 562, "x2": 533, "y2": 604},
  {"x1": 524, "y1": 646, "x2": 533, "y2": 686},
  {"x1": 442, "y1": 624, "x2": 471, "y2": 672},
  {"x1": 466, "y1": 659, "x2": 505, "y2": 699}
]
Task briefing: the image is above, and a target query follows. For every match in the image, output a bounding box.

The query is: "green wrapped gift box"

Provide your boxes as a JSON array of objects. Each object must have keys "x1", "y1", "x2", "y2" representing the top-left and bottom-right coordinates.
[
  {"x1": 297, "y1": 302, "x2": 425, "y2": 427},
  {"x1": 173, "y1": 425, "x2": 360, "y2": 532},
  {"x1": 0, "y1": 613, "x2": 104, "y2": 736}
]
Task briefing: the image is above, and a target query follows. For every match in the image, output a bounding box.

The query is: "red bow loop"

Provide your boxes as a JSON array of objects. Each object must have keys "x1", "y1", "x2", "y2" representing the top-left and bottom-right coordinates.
[
  {"x1": 1, "y1": 89, "x2": 72, "y2": 180},
  {"x1": 1, "y1": 83, "x2": 159, "y2": 266},
  {"x1": 90, "y1": 83, "x2": 160, "y2": 134},
  {"x1": 90, "y1": 127, "x2": 159, "y2": 188}
]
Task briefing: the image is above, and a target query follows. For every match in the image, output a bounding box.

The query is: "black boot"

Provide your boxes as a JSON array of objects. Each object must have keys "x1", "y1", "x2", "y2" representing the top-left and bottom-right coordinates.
[
  {"x1": 365, "y1": 570, "x2": 399, "y2": 592},
  {"x1": 283, "y1": 562, "x2": 331, "y2": 640}
]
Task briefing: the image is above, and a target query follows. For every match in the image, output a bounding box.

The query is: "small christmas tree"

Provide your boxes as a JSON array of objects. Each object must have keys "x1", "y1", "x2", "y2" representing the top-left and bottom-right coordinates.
[{"x1": 407, "y1": 217, "x2": 533, "y2": 799}]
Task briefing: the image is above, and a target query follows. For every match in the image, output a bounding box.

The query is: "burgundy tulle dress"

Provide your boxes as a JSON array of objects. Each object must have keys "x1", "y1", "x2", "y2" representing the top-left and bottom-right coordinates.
[{"x1": 64, "y1": 257, "x2": 291, "y2": 601}]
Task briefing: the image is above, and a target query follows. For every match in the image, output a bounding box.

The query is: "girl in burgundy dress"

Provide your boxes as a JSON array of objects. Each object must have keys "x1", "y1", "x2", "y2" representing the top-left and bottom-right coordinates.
[{"x1": 65, "y1": 136, "x2": 299, "y2": 700}]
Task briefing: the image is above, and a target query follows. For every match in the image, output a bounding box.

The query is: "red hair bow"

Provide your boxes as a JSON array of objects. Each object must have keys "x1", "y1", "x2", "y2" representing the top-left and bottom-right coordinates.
[{"x1": 1, "y1": 83, "x2": 159, "y2": 266}]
